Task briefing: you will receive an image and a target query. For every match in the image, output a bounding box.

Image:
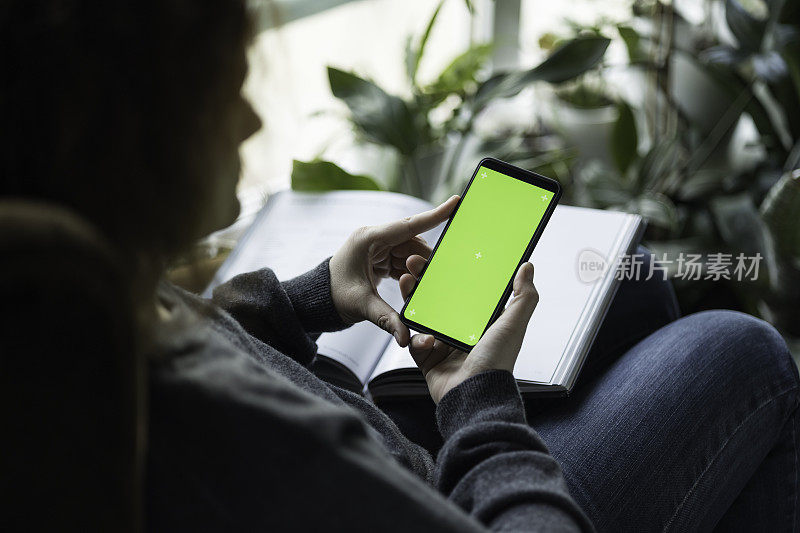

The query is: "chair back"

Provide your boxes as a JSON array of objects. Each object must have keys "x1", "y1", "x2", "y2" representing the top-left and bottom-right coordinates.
[{"x1": 0, "y1": 200, "x2": 143, "y2": 532}]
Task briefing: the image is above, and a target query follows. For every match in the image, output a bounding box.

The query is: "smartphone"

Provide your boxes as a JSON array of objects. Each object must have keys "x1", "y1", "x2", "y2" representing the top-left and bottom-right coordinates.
[{"x1": 400, "y1": 158, "x2": 561, "y2": 352}]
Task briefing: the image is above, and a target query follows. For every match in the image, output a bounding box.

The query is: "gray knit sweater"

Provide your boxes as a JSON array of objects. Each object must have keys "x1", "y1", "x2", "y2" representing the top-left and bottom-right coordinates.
[{"x1": 146, "y1": 259, "x2": 593, "y2": 532}]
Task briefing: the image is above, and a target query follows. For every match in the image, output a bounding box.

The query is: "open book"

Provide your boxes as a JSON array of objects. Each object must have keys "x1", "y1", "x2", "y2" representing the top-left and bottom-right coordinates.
[{"x1": 205, "y1": 190, "x2": 644, "y2": 398}]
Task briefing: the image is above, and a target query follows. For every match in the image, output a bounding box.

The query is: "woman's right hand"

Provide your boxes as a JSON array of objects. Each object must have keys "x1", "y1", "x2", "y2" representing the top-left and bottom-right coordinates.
[{"x1": 399, "y1": 257, "x2": 539, "y2": 404}]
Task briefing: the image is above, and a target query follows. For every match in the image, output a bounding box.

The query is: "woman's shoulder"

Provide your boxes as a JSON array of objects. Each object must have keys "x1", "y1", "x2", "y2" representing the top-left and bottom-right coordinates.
[
  {"x1": 146, "y1": 280, "x2": 401, "y2": 475},
  {"x1": 146, "y1": 303, "x2": 371, "y2": 447},
  {"x1": 145, "y1": 330, "x2": 385, "y2": 530}
]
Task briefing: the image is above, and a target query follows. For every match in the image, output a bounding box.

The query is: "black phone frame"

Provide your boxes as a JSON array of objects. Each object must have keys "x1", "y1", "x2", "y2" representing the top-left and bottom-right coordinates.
[{"x1": 399, "y1": 157, "x2": 562, "y2": 353}]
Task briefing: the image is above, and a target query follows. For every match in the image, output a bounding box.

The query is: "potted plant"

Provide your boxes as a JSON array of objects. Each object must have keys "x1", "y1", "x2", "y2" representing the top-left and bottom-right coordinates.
[{"x1": 292, "y1": 0, "x2": 610, "y2": 202}]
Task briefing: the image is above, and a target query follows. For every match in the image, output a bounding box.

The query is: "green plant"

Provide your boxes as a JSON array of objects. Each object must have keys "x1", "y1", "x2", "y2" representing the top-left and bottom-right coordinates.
[
  {"x1": 292, "y1": 0, "x2": 609, "y2": 201},
  {"x1": 566, "y1": 0, "x2": 800, "y2": 340},
  {"x1": 698, "y1": 0, "x2": 800, "y2": 159},
  {"x1": 291, "y1": 160, "x2": 380, "y2": 191}
]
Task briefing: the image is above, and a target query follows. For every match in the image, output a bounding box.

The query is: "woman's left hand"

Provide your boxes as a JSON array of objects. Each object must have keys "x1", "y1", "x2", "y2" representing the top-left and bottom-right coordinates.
[{"x1": 329, "y1": 195, "x2": 459, "y2": 347}]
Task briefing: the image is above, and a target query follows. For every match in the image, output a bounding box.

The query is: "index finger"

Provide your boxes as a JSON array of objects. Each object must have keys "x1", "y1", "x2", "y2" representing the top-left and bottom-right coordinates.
[{"x1": 376, "y1": 195, "x2": 459, "y2": 244}]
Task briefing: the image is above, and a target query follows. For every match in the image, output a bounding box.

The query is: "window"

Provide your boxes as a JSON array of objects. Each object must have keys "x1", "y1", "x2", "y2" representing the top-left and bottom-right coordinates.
[{"x1": 240, "y1": 0, "x2": 475, "y2": 194}]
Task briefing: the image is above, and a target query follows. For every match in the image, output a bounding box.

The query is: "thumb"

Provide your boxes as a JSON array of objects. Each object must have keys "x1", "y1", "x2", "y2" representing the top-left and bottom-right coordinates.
[
  {"x1": 494, "y1": 262, "x2": 538, "y2": 332},
  {"x1": 365, "y1": 294, "x2": 410, "y2": 347},
  {"x1": 471, "y1": 263, "x2": 537, "y2": 375}
]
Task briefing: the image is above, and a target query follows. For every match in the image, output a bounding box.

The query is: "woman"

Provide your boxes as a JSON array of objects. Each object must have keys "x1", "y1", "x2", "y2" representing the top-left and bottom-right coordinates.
[{"x1": 3, "y1": 1, "x2": 798, "y2": 531}]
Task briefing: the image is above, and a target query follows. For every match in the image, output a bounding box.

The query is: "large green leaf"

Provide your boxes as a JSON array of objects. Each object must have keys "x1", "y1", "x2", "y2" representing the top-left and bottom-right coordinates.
[
  {"x1": 610, "y1": 101, "x2": 638, "y2": 174},
  {"x1": 473, "y1": 36, "x2": 610, "y2": 110},
  {"x1": 328, "y1": 67, "x2": 419, "y2": 155},
  {"x1": 471, "y1": 72, "x2": 508, "y2": 107},
  {"x1": 522, "y1": 35, "x2": 611, "y2": 83},
  {"x1": 423, "y1": 43, "x2": 492, "y2": 105},
  {"x1": 291, "y1": 159, "x2": 381, "y2": 191},
  {"x1": 725, "y1": 0, "x2": 767, "y2": 52},
  {"x1": 761, "y1": 169, "x2": 800, "y2": 263},
  {"x1": 617, "y1": 25, "x2": 647, "y2": 63},
  {"x1": 698, "y1": 59, "x2": 787, "y2": 156}
]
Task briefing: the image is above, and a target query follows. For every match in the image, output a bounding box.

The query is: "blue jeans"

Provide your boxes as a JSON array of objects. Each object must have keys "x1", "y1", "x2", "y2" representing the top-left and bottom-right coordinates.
[{"x1": 378, "y1": 249, "x2": 800, "y2": 531}]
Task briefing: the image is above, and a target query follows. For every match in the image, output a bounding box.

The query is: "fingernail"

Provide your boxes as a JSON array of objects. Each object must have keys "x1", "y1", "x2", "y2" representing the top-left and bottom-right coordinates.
[{"x1": 394, "y1": 331, "x2": 402, "y2": 344}]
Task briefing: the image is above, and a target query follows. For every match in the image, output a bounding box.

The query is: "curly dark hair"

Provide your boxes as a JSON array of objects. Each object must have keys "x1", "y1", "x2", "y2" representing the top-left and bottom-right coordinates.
[{"x1": 1, "y1": 0, "x2": 256, "y2": 274}]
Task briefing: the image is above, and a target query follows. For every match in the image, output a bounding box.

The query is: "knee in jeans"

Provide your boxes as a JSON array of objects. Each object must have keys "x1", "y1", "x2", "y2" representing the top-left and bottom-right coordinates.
[{"x1": 692, "y1": 310, "x2": 799, "y2": 398}]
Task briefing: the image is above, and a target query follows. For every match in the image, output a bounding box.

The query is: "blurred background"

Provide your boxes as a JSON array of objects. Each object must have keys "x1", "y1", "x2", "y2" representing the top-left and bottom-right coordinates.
[{"x1": 178, "y1": 0, "x2": 800, "y2": 354}]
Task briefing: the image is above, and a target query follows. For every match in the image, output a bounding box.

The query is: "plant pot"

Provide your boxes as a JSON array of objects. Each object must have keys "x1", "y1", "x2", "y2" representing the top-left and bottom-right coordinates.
[{"x1": 548, "y1": 99, "x2": 618, "y2": 167}]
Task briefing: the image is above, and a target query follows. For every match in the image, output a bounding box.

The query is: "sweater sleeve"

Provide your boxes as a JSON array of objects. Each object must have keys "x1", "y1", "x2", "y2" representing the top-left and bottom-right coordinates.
[
  {"x1": 210, "y1": 258, "x2": 349, "y2": 366},
  {"x1": 435, "y1": 370, "x2": 595, "y2": 532}
]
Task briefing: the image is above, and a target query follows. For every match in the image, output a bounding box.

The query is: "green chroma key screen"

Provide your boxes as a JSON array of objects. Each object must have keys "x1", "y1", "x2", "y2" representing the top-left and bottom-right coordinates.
[{"x1": 403, "y1": 165, "x2": 554, "y2": 347}]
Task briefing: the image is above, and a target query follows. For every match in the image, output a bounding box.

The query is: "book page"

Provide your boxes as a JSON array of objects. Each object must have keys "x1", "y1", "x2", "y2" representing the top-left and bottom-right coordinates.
[
  {"x1": 208, "y1": 190, "x2": 437, "y2": 384},
  {"x1": 515, "y1": 206, "x2": 627, "y2": 383},
  {"x1": 371, "y1": 205, "x2": 636, "y2": 385},
  {"x1": 313, "y1": 280, "x2": 401, "y2": 384},
  {"x1": 370, "y1": 333, "x2": 418, "y2": 382}
]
